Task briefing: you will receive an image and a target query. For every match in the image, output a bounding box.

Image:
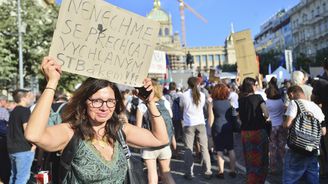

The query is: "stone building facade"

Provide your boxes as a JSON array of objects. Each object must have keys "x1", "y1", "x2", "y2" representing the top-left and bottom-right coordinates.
[
  {"x1": 290, "y1": 0, "x2": 328, "y2": 59},
  {"x1": 254, "y1": 0, "x2": 328, "y2": 62},
  {"x1": 147, "y1": 0, "x2": 236, "y2": 75}
]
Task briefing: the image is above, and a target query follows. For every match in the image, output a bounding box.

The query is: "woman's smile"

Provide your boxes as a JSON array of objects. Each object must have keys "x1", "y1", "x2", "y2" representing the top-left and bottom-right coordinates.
[{"x1": 96, "y1": 112, "x2": 110, "y2": 118}]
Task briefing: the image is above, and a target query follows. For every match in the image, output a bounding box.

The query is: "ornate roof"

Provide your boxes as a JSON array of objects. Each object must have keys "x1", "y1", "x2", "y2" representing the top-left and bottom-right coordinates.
[{"x1": 147, "y1": 0, "x2": 170, "y2": 23}]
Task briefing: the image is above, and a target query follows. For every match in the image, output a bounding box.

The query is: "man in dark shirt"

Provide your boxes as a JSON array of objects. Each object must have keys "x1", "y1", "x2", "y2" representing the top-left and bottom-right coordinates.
[
  {"x1": 312, "y1": 58, "x2": 328, "y2": 179},
  {"x1": 7, "y1": 89, "x2": 35, "y2": 184},
  {"x1": 0, "y1": 95, "x2": 10, "y2": 184}
]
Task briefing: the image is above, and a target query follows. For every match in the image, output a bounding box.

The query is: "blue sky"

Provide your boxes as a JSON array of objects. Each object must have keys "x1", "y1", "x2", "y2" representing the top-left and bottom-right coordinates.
[{"x1": 55, "y1": 0, "x2": 299, "y2": 47}]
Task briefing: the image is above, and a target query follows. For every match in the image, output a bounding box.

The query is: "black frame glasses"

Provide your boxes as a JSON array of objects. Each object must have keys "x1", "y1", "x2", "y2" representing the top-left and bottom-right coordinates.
[{"x1": 88, "y1": 98, "x2": 117, "y2": 108}]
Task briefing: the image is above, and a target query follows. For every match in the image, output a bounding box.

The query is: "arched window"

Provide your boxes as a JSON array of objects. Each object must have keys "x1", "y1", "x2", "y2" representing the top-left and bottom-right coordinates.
[
  {"x1": 165, "y1": 28, "x2": 169, "y2": 36},
  {"x1": 159, "y1": 29, "x2": 162, "y2": 36}
]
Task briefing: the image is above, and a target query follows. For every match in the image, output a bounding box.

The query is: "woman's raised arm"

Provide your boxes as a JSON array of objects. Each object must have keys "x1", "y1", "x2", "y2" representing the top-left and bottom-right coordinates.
[
  {"x1": 25, "y1": 57, "x2": 72, "y2": 152},
  {"x1": 123, "y1": 78, "x2": 169, "y2": 148}
]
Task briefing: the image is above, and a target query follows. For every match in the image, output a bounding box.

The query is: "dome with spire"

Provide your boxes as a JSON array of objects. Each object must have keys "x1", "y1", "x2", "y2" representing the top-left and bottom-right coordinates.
[{"x1": 147, "y1": 0, "x2": 170, "y2": 23}]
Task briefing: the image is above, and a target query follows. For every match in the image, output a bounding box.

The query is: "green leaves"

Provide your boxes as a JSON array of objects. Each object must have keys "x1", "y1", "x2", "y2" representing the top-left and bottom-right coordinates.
[{"x1": 0, "y1": 0, "x2": 83, "y2": 92}]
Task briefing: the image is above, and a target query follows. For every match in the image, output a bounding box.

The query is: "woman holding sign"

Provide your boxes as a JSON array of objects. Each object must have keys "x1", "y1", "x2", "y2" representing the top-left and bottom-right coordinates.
[{"x1": 25, "y1": 57, "x2": 168, "y2": 183}]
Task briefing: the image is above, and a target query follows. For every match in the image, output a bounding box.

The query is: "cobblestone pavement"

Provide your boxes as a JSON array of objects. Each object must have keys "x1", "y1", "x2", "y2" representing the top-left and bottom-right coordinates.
[
  {"x1": 167, "y1": 133, "x2": 247, "y2": 184},
  {"x1": 168, "y1": 133, "x2": 328, "y2": 184}
]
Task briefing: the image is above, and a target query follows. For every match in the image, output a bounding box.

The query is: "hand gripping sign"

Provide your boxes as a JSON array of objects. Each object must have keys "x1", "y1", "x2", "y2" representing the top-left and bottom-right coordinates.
[{"x1": 49, "y1": 0, "x2": 160, "y2": 86}]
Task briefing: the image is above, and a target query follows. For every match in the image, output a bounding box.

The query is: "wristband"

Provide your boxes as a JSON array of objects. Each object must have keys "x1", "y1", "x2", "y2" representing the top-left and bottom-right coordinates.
[
  {"x1": 149, "y1": 110, "x2": 162, "y2": 118},
  {"x1": 44, "y1": 87, "x2": 56, "y2": 93}
]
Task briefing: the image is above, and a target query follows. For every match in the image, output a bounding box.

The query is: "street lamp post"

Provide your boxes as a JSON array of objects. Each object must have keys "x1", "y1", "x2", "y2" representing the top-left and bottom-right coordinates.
[{"x1": 17, "y1": 0, "x2": 24, "y2": 89}]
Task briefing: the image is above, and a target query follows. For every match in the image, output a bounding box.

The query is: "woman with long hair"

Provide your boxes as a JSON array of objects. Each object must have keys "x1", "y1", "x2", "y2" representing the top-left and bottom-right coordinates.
[
  {"x1": 135, "y1": 79, "x2": 176, "y2": 184},
  {"x1": 25, "y1": 57, "x2": 169, "y2": 183},
  {"x1": 265, "y1": 77, "x2": 287, "y2": 174},
  {"x1": 238, "y1": 77, "x2": 270, "y2": 183},
  {"x1": 180, "y1": 77, "x2": 212, "y2": 179},
  {"x1": 208, "y1": 83, "x2": 237, "y2": 179}
]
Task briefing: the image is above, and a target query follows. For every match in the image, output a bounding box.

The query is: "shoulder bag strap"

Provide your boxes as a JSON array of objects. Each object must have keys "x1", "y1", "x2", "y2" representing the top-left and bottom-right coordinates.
[
  {"x1": 59, "y1": 131, "x2": 80, "y2": 182},
  {"x1": 117, "y1": 128, "x2": 131, "y2": 160},
  {"x1": 294, "y1": 100, "x2": 306, "y2": 114},
  {"x1": 56, "y1": 102, "x2": 67, "y2": 113},
  {"x1": 60, "y1": 132, "x2": 80, "y2": 170}
]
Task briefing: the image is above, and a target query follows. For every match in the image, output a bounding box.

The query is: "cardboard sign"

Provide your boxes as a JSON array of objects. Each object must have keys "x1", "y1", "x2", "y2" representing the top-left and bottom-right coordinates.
[
  {"x1": 49, "y1": 0, "x2": 160, "y2": 86},
  {"x1": 209, "y1": 69, "x2": 220, "y2": 83},
  {"x1": 148, "y1": 50, "x2": 166, "y2": 74},
  {"x1": 232, "y1": 30, "x2": 259, "y2": 82}
]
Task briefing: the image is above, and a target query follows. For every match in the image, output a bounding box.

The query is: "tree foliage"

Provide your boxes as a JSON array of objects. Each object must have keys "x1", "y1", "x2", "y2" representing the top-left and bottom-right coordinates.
[
  {"x1": 295, "y1": 53, "x2": 313, "y2": 73},
  {"x1": 221, "y1": 64, "x2": 237, "y2": 72},
  {"x1": 258, "y1": 50, "x2": 283, "y2": 76},
  {"x1": 0, "y1": 0, "x2": 83, "y2": 92},
  {"x1": 315, "y1": 48, "x2": 328, "y2": 66}
]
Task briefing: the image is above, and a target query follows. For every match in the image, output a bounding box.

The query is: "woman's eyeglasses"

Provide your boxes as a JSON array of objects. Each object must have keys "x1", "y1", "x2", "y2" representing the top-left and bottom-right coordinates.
[{"x1": 88, "y1": 98, "x2": 117, "y2": 108}]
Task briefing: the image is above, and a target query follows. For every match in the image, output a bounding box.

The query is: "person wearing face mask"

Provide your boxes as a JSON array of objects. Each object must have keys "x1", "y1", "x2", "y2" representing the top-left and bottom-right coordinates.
[{"x1": 6, "y1": 89, "x2": 36, "y2": 184}]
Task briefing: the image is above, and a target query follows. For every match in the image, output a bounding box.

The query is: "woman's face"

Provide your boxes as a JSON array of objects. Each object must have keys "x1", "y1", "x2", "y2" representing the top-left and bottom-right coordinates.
[{"x1": 86, "y1": 86, "x2": 116, "y2": 124}]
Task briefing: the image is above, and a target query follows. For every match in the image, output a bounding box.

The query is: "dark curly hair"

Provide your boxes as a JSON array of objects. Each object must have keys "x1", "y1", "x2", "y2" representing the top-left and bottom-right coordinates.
[{"x1": 61, "y1": 78, "x2": 125, "y2": 144}]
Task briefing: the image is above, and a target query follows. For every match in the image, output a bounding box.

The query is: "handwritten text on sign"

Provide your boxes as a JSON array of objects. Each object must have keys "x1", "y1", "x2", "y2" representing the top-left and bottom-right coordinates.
[{"x1": 49, "y1": 0, "x2": 159, "y2": 86}]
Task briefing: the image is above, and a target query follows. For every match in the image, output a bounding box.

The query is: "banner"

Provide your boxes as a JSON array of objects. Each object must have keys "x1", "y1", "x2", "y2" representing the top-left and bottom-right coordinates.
[
  {"x1": 285, "y1": 50, "x2": 293, "y2": 74},
  {"x1": 209, "y1": 69, "x2": 220, "y2": 83},
  {"x1": 49, "y1": 0, "x2": 160, "y2": 86},
  {"x1": 148, "y1": 50, "x2": 166, "y2": 74}
]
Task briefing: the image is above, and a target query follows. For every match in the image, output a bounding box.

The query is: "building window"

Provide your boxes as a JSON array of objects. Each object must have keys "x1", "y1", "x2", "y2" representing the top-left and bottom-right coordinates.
[
  {"x1": 221, "y1": 55, "x2": 226, "y2": 63},
  {"x1": 202, "y1": 55, "x2": 207, "y2": 65},
  {"x1": 208, "y1": 55, "x2": 214, "y2": 66},
  {"x1": 302, "y1": 13, "x2": 307, "y2": 22},
  {"x1": 159, "y1": 29, "x2": 162, "y2": 36},
  {"x1": 317, "y1": 6, "x2": 320, "y2": 16},
  {"x1": 323, "y1": 3, "x2": 326, "y2": 12},
  {"x1": 195, "y1": 55, "x2": 201, "y2": 66},
  {"x1": 312, "y1": 9, "x2": 315, "y2": 18},
  {"x1": 215, "y1": 54, "x2": 220, "y2": 62},
  {"x1": 165, "y1": 28, "x2": 169, "y2": 36}
]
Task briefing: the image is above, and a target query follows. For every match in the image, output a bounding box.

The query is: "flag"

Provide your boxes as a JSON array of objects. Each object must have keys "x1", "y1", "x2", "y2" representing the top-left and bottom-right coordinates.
[{"x1": 279, "y1": 54, "x2": 285, "y2": 67}]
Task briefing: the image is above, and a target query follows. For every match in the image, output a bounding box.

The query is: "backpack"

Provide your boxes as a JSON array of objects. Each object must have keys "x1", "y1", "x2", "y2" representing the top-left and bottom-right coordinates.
[
  {"x1": 129, "y1": 97, "x2": 139, "y2": 121},
  {"x1": 36, "y1": 102, "x2": 66, "y2": 183},
  {"x1": 155, "y1": 100, "x2": 174, "y2": 143},
  {"x1": 171, "y1": 96, "x2": 182, "y2": 122},
  {"x1": 287, "y1": 100, "x2": 322, "y2": 156},
  {"x1": 48, "y1": 103, "x2": 66, "y2": 126},
  {"x1": 141, "y1": 100, "x2": 174, "y2": 143}
]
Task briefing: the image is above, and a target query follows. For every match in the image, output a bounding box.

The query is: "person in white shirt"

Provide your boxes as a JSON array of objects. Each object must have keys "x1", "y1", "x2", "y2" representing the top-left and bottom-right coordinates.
[
  {"x1": 180, "y1": 77, "x2": 212, "y2": 180},
  {"x1": 283, "y1": 85, "x2": 326, "y2": 184},
  {"x1": 228, "y1": 83, "x2": 239, "y2": 109},
  {"x1": 265, "y1": 77, "x2": 287, "y2": 174},
  {"x1": 291, "y1": 71, "x2": 313, "y2": 101}
]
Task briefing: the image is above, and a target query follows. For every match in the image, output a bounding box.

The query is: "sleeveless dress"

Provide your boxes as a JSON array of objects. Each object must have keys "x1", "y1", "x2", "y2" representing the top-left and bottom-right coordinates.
[{"x1": 63, "y1": 140, "x2": 128, "y2": 184}]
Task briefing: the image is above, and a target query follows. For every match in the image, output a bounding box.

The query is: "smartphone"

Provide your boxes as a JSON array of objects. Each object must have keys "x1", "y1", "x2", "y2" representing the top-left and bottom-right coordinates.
[{"x1": 135, "y1": 86, "x2": 152, "y2": 101}]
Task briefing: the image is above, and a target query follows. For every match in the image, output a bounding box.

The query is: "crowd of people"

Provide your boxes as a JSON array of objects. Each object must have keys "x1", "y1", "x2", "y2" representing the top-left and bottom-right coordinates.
[{"x1": 0, "y1": 56, "x2": 328, "y2": 184}]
